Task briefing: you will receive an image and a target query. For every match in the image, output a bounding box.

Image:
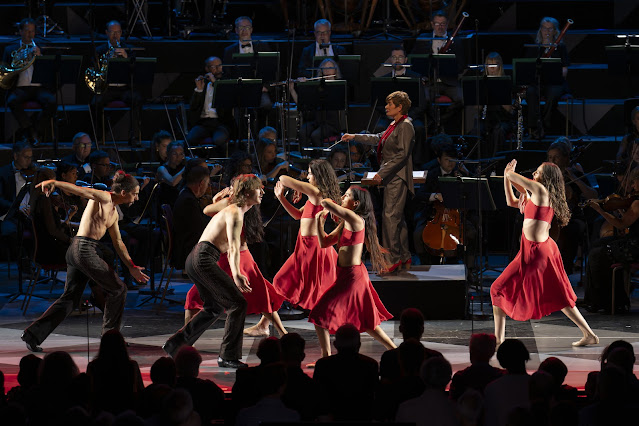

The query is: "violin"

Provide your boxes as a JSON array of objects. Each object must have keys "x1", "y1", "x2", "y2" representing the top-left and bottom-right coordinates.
[{"x1": 579, "y1": 194, "x2": 638, "y2": 212}]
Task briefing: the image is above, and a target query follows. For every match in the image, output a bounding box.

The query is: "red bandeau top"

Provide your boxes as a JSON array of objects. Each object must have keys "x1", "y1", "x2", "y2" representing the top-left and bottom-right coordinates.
[
  {"x1": 523, "y1": 199, "x2": 554, "y2": 223},
  {"x1": 339, "y1": 227, "x2": 365, "y2": 247},
  {"x1": 301, "y1": 199, "x2": 324, "y2": 219}
]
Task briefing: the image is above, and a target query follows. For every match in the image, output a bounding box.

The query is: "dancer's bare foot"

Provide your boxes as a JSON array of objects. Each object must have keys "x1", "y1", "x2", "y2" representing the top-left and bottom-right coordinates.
[
  {"x1": 243, "y1": 324, "x2": 270, "y2": 337},
  {"x1": 572, "y1": 334, "x2": 599, "y2": 347}
]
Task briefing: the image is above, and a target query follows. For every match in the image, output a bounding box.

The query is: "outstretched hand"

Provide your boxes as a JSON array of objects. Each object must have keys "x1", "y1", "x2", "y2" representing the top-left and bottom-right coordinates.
[
  {"x1": 234, "y1": 274, "x2": 252, "y2": 293},
  {"x1": 36, "y1": 179, "x2": 56, "y2": 197},
  {"x1": 130, "y1": 266, "x2": 150, "y2": 284}
]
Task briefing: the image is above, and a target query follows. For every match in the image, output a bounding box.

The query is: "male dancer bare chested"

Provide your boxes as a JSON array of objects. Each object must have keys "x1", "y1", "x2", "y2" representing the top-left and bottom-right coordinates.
[
  {"x1": 163, "y1": 174, "x2": 264, "y2": 369},
  {"x1": 22, "y1": 171, "x2": 149, "y2": 352}
]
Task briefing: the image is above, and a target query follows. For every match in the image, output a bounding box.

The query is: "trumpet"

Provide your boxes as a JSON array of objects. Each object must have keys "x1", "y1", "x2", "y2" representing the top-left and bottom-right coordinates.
[{"x1": 0, "y1": 41, "x2": 37, "y2": 90}]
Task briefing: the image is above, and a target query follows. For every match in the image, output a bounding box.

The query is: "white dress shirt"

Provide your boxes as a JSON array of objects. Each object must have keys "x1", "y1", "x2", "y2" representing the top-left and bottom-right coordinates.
[{"x1": 196, "y1": 82, "x2": 218, "y2": 119}]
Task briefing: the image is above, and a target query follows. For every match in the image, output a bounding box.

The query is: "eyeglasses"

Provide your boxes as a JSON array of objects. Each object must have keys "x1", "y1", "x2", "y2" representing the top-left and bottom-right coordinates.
[
  {"x1": 77, "y1": 143, "x2": 90, "y2": 149},
  {"x1": 95, "y1": 163, "x2": 111, "y2": 168},
  {"x1": 315, "y1": 30, "x2": 330, "y2": 36},
  {"x1": 391, "y1": 55, "x2": 406, "y2": 61},
  {"x1": 432, "y1": 22, "x2": 447, "y2": 27},
  {"x1": 238, "y1": 26, "x2": 252, "y2": 31}
]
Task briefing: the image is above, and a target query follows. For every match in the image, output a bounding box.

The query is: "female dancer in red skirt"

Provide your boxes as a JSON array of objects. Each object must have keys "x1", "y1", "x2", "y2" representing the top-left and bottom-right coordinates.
[
  {"x1": 491, "y1": 160, "x2": 598, "y2": 347},
  {"x1": 309, "y1": 186, "x2": 396, "y2": 358},
  {"x1": 184, "y1": 183, "x2": 288, "y2": 336},
  {"x1": 242, "y1": 159, "x2": 342, "y2": 336}
]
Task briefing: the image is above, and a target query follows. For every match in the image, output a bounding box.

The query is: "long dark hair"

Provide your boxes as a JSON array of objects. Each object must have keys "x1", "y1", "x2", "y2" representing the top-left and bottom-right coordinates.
[
  {"x1": 309, "y1": 159, "x2": 341, "y2": 204},
  {"x1": 537, "y1": 162, "x2": 571, "y2": 227},
  {"x1": 349, "y1": 186, "x2": 390, "y2": 273}
]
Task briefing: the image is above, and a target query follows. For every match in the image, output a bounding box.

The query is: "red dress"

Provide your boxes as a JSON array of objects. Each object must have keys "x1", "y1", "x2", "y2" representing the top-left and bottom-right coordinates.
[
  {"x1": 490, "y1": 200, "x2": 577, "y2": 321},
  {"x1": 271, "y1": 200, "x2": 338, "y2": 309},
  {"x1": 308, "y1": 228, "x2": 393, "y2": 333},
  {"x1": 184, "y1": 249, "x2": 285, "y2": 314}
]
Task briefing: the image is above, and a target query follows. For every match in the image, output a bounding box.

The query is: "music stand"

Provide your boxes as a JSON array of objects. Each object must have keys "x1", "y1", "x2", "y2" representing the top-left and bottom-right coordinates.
[
  {"x1": 32, "y1": 54, "x2": 82, "y2": 154},
  {"x1": 461, "y1": 76, "x2": 512, "y2": 106},
  {"x1": 407, "y1": 53, "x2": 429, "y2": 76},
  {"x1": 296, "y1": 79, "x2": 347, "y2": 111},
  {"x1": 439, "y1": 176, "x2": 496, "y2": 317},
  {"x1": 512, "y1": 58, "x2": 563, "y2": 86},
  {"x1": 231, "y1": 52, "x2": 280, "y2": 83},
  {"x1": 606, "y1": 45, "x2": 639, "y2": 96},
  {"x1": 214, "y1": 78, "x2": 263, "y2": 149}
]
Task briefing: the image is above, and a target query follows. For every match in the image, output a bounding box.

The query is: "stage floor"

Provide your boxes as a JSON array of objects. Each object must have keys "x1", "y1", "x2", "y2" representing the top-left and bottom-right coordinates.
[{"x1": 0, "y1": 263, "x2": 637, "y2": 392}]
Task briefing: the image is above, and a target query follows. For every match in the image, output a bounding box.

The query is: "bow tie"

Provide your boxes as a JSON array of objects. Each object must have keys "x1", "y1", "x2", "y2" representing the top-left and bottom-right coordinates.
[{"x1": 241, "y1": 43, "x2": 251, "y2": 48}]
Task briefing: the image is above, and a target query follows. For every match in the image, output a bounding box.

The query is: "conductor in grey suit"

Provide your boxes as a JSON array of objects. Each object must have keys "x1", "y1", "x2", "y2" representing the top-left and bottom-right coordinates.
[{"x1": 342, "y1": 91, "x2": 415, "y2": 272}]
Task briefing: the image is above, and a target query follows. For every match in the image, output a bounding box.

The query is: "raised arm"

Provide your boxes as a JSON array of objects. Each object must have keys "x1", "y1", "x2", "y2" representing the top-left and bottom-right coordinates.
[
  {"x1": 225, "y1": 206, "x2": 251, "y2": 293},
  {"x1": 274, "y1": 180, "x2": 303, "y2": 220},
  {"x1": 279, "y1": 175, "x2": 321, "y2": 200},
  {"x1": 504, "y1": 161, "x2": 548, "y2": 205},
  {"x1": 502, "y1": 160, "x2": 520, "y2": 208},
  {"x1": 37, "y1": 179, "x2": 112, "y2": 204},
  {"x1": 156, "y1": 165, "x2": 184, "y2": 187},
  {"x1": 320, "y1": 198, "x2": 364, "y2": 231},
  {"x1": 107, "y1": 220, "x2": 149, "y2": 283},
  {"x1": 342, "y1": 132, "x2": 382, "y2": 146},
  {"x1": 203, "y1": 187, "x2": 232, "y2": 217},
  {"x1": 315, "y1": 209, "x2": 342, "y2": 248}
]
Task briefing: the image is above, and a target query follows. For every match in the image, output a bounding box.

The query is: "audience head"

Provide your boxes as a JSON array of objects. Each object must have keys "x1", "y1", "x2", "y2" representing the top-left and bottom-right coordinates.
[
  {"x1": 496, "y1": 339, "x2": 530, "y2": 374},
  {"x1": 420, "y1": 355, "x2": 452, "y2": 391},
  {"x1": 399, "y1": 308, "x2": 425, "y2": 340},
  {"x1": 399, "y1": 338, "x2": 426, "y2": 377},
  {"x1": 39, "y1": 351, "x2": 79, "y2": 388},
  {"x1": 19, "y1": 18, "x2": 36, "y2": 44},
  {"x1": 162, "y1": 388, "x2": 196, "y2": 425},
  {"x1": 153, "y1": 130, "x2": 173, "y2": 162},
  {"x1": 174, "y1": 346, "x2": 202, "y2": 379},
  {"x1": 600, "y1": 339, "x2": 635, "y2": 369},
  {"x1": 457, "y1": 389, "x2": 484, "y2": 426},
  {"x1": 257, "y1": 336, "x2": 282, "y2": 365},
  {"x1": 258, "y1": 363, "x2": 288, "y2": 398},
  {"x1": 13, "y1": 141, "x2": 33, "y2": 170},
  {"x1": 329, "y1": 147, "x2": 347, "y2": 170},
  {"x1": 185, "y1": 165, "x2": 210, "y2": 198},
  {"x1": 319, "y1": 58, "x2": 342, "y2": 79},
  {"x1": 537, "y1": 17, "x2": 560, "y2": 44},
  {"x1": 166, "y1": 141, "x2": 185, "y2": 167},
  {"x1": 88, "y1": 150, "x2": 112, "y2": 179},
  {"x1": 528, "y1": 370, "x2": 555, "y2": 404},
  {"x1": 56, "y1": 161, "x2": 78, "y2": 183},
  {"x1": 606, "y1": 347, "x2": 636, "y2": 376},
  {"x1": 205, "y1": 56, "x2": 223, "y2": 79},
  {"x1": 386, "y1": 90, "x2": 411, "y2": 115},
  {"x1": 430, "y1": 10, "x2": 448, "y2": 37},
  {"x1": 18, "y1": 354, "x2": 42, "y2": 389},
  {"x1": 280, "y1": 333, "x2": 306, "y2": 366},
  {"x1": 308, "y1": 159, "x2": 341, "y2": 203},
  {"x1": 95, "y1": 329, "x2": 130, "y2": 364},
  {"x1": 235, "y1": 16, "x2": 253, "y2": 41},
  {"x1": 469, "y1": 333, "x2": 497, "y2": 364},
  {"x1": 538, "y1": 357, "x2": 568, "y2": 390},
  {"x1": 71, "y1": 132, "x2": 92, "y2": 162},
  {"x1": 314, "y1": 19, "x2": 332, "y2": 45},
  {"x1": 485, "y1": 52, "x2": 504, "y2": 77},
  {"x1": 334, "y1": 323, "x2": 361, "y2": 355},
  {"x1": 150, "y1": 357, "x2": 177, "y2": 386},
  {"x1": 106, "y1": 20, "x2": 123, "y2": 46}
]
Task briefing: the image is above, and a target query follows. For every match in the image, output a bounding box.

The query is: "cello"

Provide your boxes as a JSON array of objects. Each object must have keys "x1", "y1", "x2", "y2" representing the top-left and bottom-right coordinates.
[{"x1": 421, "y1": 199, "x2": 464, "y2": 261}]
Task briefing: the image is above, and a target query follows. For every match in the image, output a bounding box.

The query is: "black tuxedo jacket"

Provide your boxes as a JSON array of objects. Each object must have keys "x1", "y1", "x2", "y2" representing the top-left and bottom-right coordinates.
[
  {"x1": 0, "y1": 164, "x2": 17, "y2": 216},
  {"x1": 172, "y1": 186, "x2": 210, "y2": 270},
  {"x1": 188, "y1": 85, "x2": 235, "y2": 133},
  {"x1": 297, "y1": 43, "x2": 346, "y2": 78},
  {"x1": 222, "y1": 40, "x2": 272, "y2": 79}
]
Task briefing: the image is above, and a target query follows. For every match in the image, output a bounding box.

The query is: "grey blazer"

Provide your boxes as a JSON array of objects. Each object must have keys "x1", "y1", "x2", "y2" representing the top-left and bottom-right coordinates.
[{"x1": 354, "y1": 119, "x2": 415, "y2": 194}]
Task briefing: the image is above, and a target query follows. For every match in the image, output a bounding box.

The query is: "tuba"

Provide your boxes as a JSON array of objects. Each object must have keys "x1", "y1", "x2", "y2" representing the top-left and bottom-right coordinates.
[
  {"x1": 84, "y1": 41, "x2": 119, "y2": 94},
  {"x1": 0, "y1": 41, "x2": 37, "y2": 90}
]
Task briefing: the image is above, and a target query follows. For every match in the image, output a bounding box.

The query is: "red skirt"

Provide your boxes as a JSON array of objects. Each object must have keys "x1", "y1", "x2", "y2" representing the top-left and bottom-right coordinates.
[
  {"x1": 308, "y1": 263, "x2": 393, "y2": 334},
  {"x1": 184, "y1": 249, "x2": 285, "y2": 314},
  {"x1": 272, "y1": 234, "x2": 338, "y2": 310},
  {"x1": 490, "y1": 233, "x2": 577, "y2": 321}
]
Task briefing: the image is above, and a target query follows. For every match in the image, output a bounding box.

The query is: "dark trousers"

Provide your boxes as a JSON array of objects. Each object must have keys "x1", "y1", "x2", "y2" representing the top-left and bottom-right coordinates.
[
  {"x1": 94, "y1": 86, "x2": 142, "y2": 140},
  {"x1": 25, "y1": 236, "x2": 127, "y2": 344},
  {"x1": 585, "y1": 237, "x2": 630, "y2": 309},
  {"x1": 187, "y1": 118, "x2": 230, "y2": 147},
  {"x1": 7, "y1": 86, "x2": 57, "y2": 137},
  {"x1": 382, "y1": 176, "x2": 411, "y2": 264},
  {"x1": 171, "y1": 241, "x2": 246, "y2": 360}
]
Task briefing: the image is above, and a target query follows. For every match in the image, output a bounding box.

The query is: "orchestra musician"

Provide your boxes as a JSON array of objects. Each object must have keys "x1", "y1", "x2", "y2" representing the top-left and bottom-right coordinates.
[
  {"x1": 157, "y1": 141, "x2": 186, "y2": 210},
  {"x1": 0, "y1": 141, "x2": 34, "y2": 248},
  {"x1": 525, "y1": 17, "x2": 571, "y2": 139},
  {"x1": 617, "y1": 106, "x2": 639, "y2": 166},
  {"x1": 3, "y1": 18, "x2": 55, "y2": 146},
  {"x1": 152, "y1": 130, "x2": 173, "y2": 164},
  {"x1": 342, "y1": 91, "x2": 415, "y2": 272},
  {"x1": 92, "y1": 20, "x2": 142, "y2": 147},
  {"x1": 297, "y1": 19, "x2": 346, "y2": 79},
  {"x1": 84, "y1": 150, "x2": 115, "y2": 188},
  {"x1": 187, "y1": 56, "x2": 234, "y2": 148},
  {"x1": 61, "y1": 132, "x2": 93, "y2": 180}
]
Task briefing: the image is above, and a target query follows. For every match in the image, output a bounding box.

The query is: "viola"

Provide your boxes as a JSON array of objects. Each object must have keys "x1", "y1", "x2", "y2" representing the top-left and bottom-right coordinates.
[{"x1": 579, "y1": 194, "x2": 638, "y2": 212}]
